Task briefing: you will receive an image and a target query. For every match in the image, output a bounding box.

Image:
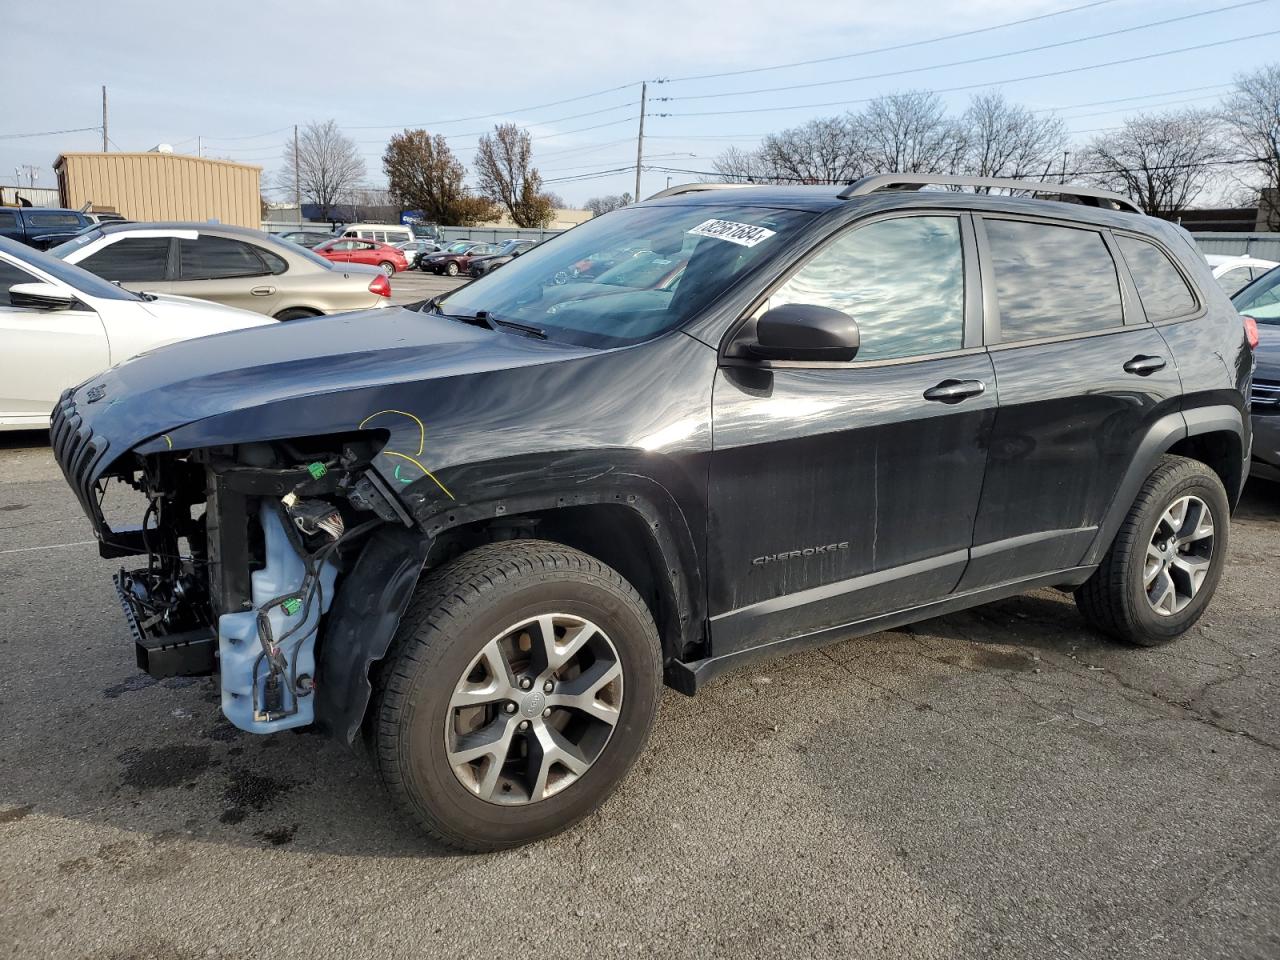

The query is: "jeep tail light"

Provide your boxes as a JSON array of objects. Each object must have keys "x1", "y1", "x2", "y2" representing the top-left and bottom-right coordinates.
[
  {"x1": 1243, "y1": 315, "x2": 1259, "y2": 351},
  {"x1": 369, "y1": 274, "x2": 391, "y2": 298}
]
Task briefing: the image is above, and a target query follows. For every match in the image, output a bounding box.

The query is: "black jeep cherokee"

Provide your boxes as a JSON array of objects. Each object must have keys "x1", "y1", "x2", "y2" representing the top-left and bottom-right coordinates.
[{"x1": 51, "y1": 174, "x2": 1253, "y2": 851}]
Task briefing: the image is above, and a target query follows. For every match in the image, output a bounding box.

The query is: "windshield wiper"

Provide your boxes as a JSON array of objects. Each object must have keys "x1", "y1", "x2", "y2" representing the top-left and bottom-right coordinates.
[{"x1": 488, "y1": 316, "x2": 548, "y2": 340}]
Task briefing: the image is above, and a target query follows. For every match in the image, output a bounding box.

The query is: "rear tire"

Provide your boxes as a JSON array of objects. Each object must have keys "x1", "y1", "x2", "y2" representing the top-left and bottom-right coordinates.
[
  {"x1": 372, "y1": 540, "x2": 662, "y2": 851},
  {"x1": 378, "y1": 261, "x2": 395, "y2": 276},
  {"x1": 1074, "y1": 455, "x2": 1229, "y2": 646}
]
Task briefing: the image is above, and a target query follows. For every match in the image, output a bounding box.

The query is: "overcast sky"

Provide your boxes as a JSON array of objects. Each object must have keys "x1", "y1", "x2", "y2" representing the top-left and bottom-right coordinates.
[{"x1": 2, "y1": 0, "x2": 1275, "y2": 207}]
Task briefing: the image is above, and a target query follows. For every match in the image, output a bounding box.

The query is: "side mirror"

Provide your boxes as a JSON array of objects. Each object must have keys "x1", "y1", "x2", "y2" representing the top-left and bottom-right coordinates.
[
  {"x1": 748, "y1": 303, "x2": 860, "y2": 362},
  {"x1": 9, "y1": 282, "x2": 77, "y2": 311}
]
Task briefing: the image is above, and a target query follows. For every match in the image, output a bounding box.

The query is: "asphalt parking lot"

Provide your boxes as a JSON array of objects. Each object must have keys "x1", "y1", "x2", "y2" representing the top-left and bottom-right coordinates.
[
  {"x1": 2, "y1": 431, "x2": 1279, "y2": 958},
  {"x1": 386, "y1": 268, "x2": 466, "y2": 307}
]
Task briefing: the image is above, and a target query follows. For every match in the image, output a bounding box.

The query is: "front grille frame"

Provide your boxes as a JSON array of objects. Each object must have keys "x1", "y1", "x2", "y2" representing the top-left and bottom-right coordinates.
[{"x1": 1251, "y1": 379, "x2": 1280, "y2": 413}]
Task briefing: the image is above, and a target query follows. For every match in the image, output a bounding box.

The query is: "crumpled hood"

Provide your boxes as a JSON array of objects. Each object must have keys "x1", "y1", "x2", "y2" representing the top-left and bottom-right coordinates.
[{"x1": 69, "y1": 305, "x2": 589, "y2": 456}]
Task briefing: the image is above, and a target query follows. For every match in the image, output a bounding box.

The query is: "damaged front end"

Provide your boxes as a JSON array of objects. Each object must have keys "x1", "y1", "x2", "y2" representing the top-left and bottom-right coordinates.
[{"x1": 53, "y1": 393, "x2": 410, "y2": 734}]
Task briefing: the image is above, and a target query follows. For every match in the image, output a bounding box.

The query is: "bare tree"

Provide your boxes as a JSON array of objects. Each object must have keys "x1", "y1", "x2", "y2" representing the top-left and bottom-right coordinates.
[
  {"x1": 383, "y1": 129, "x2": 495, "y2": 226},
  {"x1": 959, "y1": 92, "x2": 1067, "y2": 182},
  {"x1": 757, "y1": 117, "x2": 865, "y2": 184},
  {"x1": 1222, "y1": 64, "x2": 1280, "y2": 229},
  {"x1": 474, "y1": 123, "x2": 555, "y2": 228},
  {"x1": 1079, "y1": 109, "x2": 1226, "y2": 216},
  {"x1": 856, "y1": 91, "x2": 966, "y2": 175},
  {"x1": 584, "y1": 193, "x2": 632, "y2": 216},
  {"x1": 708, "y1": 145, "x2": 774, "y2": 183},
  {"x1": 280, "y1": 120, "x2": 365, "y2": 220}
]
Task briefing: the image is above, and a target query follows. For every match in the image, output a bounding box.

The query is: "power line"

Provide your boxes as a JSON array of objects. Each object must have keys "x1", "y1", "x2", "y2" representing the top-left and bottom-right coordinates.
[
  {"x1": 661, "y1": 28, "x2": 1280, "y2": 117},
  {"x1": 658, "y1": 0, "x2": 1122, "y2": 83},
  {"x1": 1028, "y1": 83, "x2": 1236, "y2": 113},
  {"x1": 0, "y1": 124, "x2": 101, "y2": 140},
  {"x1": 659, "y1": 1, "x2": 1272, "y2": 103}
]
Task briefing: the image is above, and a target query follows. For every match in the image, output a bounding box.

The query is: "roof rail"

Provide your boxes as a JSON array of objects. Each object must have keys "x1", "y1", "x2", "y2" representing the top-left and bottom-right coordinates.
[
  {"x1": 645, "y1": 182, "x2": 761, "y2": 201},
  {"x1": 839, "y1": 173, "x2": 1142, "y2": 214}
]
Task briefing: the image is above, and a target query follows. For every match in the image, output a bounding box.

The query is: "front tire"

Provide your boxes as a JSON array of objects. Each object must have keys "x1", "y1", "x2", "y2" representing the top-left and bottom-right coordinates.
[
  {"x1": 372, "y1": 540, "x2": 662, "y2": 851},
  {"x1": 1075, "y1": 455, "x2": 1229, "y2": 646}
]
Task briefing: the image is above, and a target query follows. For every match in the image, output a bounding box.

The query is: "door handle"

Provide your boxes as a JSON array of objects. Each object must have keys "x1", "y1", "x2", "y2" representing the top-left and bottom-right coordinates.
[
  {"x1": 250, "y1": 286, "x2": 276, "y2": 297},
  {"x1": 923, "y1": 379, "x2": 986, "y2": 404},
  {"x1": 1123, "y1": 355, "x2": 1166, "y2": 376}
]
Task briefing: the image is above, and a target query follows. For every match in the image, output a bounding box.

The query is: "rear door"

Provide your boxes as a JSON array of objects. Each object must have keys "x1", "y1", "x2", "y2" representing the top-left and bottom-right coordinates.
[
  {"x1": 174, "y1": 235, "x2": 280, "y2": 313},
  {"x1": 708, "y1": 212, "x2": 996, "y2": 654},
  {"x1": 0, "y1": 257, "x2": 109, "y2": 422},
  {"x1": 958, "y1": 215, "x2": 1183, "y2": 589}
]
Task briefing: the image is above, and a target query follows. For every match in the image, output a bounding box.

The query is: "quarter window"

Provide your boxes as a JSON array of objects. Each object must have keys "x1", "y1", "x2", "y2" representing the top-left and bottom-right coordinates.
[
  {"x1": 28, "y1": 213, "x2": 81, "y2": 227},
  {"x1": 986, "y1": 219, "x2": 1123, "y2": 341},
  {"x1": 1116, "y1": 236, "x2": 1198, "y2": 321},
  {"x1": 179, "y1": 236, "x2": 268, "y2": 280},
  {"x1": 769, "y1": 215, "x2": 966, "y2": 361},
  {"x1": 79, "y1": 236, "x2": 172, "y2": 282}
]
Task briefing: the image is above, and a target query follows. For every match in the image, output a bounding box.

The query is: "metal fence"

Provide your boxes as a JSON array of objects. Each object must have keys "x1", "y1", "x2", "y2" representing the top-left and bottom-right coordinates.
[
  {"x1": 435, "y1": 225, "x2": 565, "y2": 244},
  {"x1": 1191, "y1": 232, "x2": 1280, "y2": 261}
]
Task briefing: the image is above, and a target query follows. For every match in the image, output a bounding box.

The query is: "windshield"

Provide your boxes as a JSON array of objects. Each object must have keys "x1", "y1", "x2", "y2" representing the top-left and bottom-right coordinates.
[
  {"x1": 9, "y1": 235, "x2": 144, "y2": 302},
  {"x1": 48, "y1": 227, "x2": 105, "y2": 259},
  {"x1": 439, "y1": 203, "x2": 814, "y2": 347},
  {"x1": 445, "y1": 241, "x2": 474, "y2": 253},
  {"x1": 1233, "y1": 266, "x2": 1280, "y2": 323}
]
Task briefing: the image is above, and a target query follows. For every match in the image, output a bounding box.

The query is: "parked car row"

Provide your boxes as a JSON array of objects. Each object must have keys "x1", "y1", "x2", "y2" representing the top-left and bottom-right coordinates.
[{"x1": 50, "y1": 222, "x2": 391, "y2": 320}]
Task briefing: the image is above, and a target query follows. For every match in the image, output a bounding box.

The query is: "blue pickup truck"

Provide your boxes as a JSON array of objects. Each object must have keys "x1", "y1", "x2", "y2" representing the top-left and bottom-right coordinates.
[{"x1": 0, "y1": 207, "x2": 93, "y2": 249}]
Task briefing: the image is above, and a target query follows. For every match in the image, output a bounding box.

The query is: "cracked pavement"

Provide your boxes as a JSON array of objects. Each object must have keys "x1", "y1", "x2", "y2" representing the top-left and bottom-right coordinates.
[{"x1": 1, "y1": 434, "x2": 1277, "y2": 960}]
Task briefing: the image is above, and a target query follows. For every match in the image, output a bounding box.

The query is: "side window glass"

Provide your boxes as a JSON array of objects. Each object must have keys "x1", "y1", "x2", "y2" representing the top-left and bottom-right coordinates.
[
  {"x1": 986, "y1": 219, "x2": 1122, "y2": 341},
  {"x1": 0, "y1": 259, "x2": 39, "y2": 307},
  {"x1": 1117, "y1": 235, "x2": 1197, "y2": 321},
  {"x1": 769, "y1": 215, "x2": 966, "y2": 361},
  {"x1": 79, "y1": 237, "x2": 171, "y2": 282},
  {"x1": 0, "y1": 212, "x2": 18, "y2": 230},
  {"x1": 179, "y1": 237, "x2": 268, "y2": 280}
]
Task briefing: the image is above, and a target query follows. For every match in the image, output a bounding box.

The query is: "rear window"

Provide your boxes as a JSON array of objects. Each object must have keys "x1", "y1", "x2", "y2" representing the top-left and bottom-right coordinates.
[
  {"x1": 0, "y1": 212, "x2": 17, "y2": 230},
  {"x1": 27, "y1": 212, "x2": 82, "y2": 227},
  {"x1": 1117, "y1": 235, "x2": 1197, "y2": 321},
  {"x1": 1233, "y1": 267, "x2": 1280, "y2": 323},
  {"x1": 78, "y1": 236, "x2": 172, "y2": 283},
  {"x1": 986, "y1": 219, "x2": 1123, "y2": 342}
]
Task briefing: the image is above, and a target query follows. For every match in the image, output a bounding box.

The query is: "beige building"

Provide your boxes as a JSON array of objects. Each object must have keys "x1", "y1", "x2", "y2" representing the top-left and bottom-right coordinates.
[
  {"x1": 54, "y1": 152, "x2": 262, "y2": 227},
  {"x1": 476, "y1": 207, "x2": 593, "y2": 230}
]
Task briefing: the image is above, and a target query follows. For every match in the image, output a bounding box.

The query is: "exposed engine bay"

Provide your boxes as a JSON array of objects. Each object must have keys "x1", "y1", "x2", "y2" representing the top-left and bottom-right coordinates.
[{"x1": 107, "y1": 436, "x2": 407, "y2": 733}]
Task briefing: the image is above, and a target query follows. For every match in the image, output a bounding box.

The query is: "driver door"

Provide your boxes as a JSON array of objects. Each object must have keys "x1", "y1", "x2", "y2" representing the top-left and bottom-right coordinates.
[
  {"x1": 707, "y1": 213, "x2": 995, "y2": 655},
  {"x1": 0, "y1": 259, "x2": 109, "y2": 423}
]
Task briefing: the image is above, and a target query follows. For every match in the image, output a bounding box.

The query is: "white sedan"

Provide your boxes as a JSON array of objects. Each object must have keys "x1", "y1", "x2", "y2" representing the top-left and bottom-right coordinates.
[
  {"x1": 0, "y1": 236, "x2": 273, "y2": 431},
  {"x1": 1206, "y1": 254, "x2": 1279, "y2": 297}
]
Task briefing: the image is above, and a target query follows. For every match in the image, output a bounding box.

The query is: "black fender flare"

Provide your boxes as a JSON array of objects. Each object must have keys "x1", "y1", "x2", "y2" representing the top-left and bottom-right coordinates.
[
  {"x1": 315, "y1": 481, "x2": 702, "y2": 746},
  {"x1": 1081, "y1": 404, "x2": 1246, "y2": 567}
]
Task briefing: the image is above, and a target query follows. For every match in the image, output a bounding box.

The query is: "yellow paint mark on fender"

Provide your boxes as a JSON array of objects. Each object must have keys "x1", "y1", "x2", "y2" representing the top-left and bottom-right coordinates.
[
  {"x1": 358, "y1": 409, "x2": 425, "y2": 456},
  {"x1": 161, "y1": 434, "x2": 173, "y2": 449}
]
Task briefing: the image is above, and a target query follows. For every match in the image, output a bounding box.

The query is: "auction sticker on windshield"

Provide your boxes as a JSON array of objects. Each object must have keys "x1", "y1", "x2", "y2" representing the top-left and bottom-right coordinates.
[{"x1": 687, "y1": 219, "x2": 777, "y2": 248}]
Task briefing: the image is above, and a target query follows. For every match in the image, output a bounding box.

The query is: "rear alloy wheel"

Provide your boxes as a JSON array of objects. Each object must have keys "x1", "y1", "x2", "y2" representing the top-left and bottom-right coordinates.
[
  {"x1": 372, "y1": 540, "x2": 661, "y2": 851},
  {"x1": 378, "y1": 261, "x2": 395, "y2": 276},
  {"x1": 446, "y1": 261, "x2": 460, "y2": 277},
  {"x1": 1075, "y1": 455, "x2": 1229, "y2": 646}
]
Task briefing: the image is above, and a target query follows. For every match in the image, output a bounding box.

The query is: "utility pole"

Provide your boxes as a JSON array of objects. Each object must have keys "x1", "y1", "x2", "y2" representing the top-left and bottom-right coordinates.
[
  {"x1": 197, "y1": 136, "x2": 202, "y2": 158},
  {"x1": 101, "y1": 86, "x2": 108, "y2": 152},
  {"x1": 293, "y1": 124, "x2": 301, "y2": 214},
  {"x1": 634, "y1": 81, "x2": 646, "y2": 203},
  {"x1": 1060, "y1": 150, "x2": 1069, "y2": 184}
]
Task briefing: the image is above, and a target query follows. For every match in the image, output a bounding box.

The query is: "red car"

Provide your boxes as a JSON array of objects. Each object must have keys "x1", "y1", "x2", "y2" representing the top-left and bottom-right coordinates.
[{"x1": 314, "y1": 238, "x2": 408, "y2": 276}]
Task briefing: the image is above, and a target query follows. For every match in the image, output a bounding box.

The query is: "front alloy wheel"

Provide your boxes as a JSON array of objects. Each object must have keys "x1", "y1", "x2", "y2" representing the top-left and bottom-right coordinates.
[
  {"x1": 372, "y1": 540, "x2": 661, "y2": 851},
  {"x1": 445, "y1": 613, "x2": 622, "y2": 804}
]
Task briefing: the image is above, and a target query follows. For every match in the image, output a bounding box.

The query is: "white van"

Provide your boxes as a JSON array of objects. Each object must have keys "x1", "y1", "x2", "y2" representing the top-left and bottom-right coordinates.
[{"x1": 342, "y1": 223, "x2": 416, "y2": 246}]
